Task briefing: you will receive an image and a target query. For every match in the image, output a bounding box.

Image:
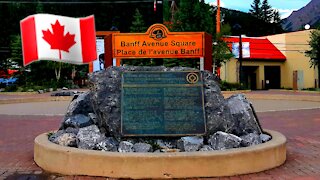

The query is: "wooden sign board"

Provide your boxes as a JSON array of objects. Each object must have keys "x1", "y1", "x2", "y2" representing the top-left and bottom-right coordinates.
[{"x1": 112, "y1": 24, "x2": 205, "y2": 59}]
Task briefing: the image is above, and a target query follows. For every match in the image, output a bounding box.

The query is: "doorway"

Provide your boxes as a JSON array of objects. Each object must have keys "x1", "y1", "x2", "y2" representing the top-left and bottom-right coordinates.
[
  {"x1": 264, "y1": 66, "x2": 281, "y2": 89},
  {"x1": 243, "y1": 66, "x2": 258, "y2": 90}
]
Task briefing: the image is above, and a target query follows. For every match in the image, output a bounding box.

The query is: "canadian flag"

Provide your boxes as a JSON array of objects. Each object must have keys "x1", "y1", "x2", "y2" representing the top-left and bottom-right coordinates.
[{"x1": 20, "y1": 14, "x2": 97, "y2": 66}]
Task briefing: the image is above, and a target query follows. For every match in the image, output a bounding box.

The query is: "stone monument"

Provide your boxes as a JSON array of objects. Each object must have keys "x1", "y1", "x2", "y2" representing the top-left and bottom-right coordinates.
[{"x1": 49, "y1": 66, "x2": 270, "y2": 152}]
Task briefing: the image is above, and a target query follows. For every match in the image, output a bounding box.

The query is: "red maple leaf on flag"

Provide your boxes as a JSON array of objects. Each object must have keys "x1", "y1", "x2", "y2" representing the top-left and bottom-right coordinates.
[{"x1": 42, "y1": 20, "x2": 76, "y2": 59}]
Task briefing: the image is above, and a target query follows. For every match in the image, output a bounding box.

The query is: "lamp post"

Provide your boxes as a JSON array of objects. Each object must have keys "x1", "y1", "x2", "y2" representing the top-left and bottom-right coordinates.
[{"x1": 233, "y1": 24, "x2": 243, "y2": 85}]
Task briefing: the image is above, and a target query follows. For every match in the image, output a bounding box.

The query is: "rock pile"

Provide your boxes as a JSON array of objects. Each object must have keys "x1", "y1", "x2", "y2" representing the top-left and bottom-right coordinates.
[{"x1": 49, "y1": 66, "x2": 271, "y2": 152}]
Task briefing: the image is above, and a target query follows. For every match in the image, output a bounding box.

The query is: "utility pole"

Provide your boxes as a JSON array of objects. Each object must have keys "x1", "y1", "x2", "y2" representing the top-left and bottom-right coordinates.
[
  {"x1": 154, "y1": 0, "x2": 164, "y2": 65},
  {"x1": 239, "y1": 34, "x2": 243, "y2": 86},
  {"x1": 216, "y1": 0, "x2": 221, "y2": 33},
  {"x1": 154, "y1": 0, "x2": 163, "y2": 23},
  {"x1": 233, "y1": 24, "x2": 243, "y2": 85}
]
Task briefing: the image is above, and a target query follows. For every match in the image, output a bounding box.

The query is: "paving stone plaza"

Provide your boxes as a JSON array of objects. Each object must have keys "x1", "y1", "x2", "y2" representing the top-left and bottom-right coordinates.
[{"x1": 0, "y1": 90, "x2": 319, "y2": 179}]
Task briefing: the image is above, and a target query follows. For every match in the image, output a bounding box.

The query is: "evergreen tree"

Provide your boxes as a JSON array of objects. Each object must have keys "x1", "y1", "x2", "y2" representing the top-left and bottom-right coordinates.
[
  {"x1": 164, "y1": 0, "x2": 214, "y2": 68},
  {"x1": 261, "y1": 0, "x2": 272, "y2": 22},
  {"x1": 305, "y1": 29, "x2": 320, "y2": 87},
  {"x1": 249, "y1": 0, "x2": 262, "y2": 19},
  {"x1": 123, "y1": 8, "x2": 152, "y2": 66},
  {"x1": 130, "y1": 8, "x2": 147, "y2": 33},
  {"x1": 163, "y1": 0, "x2": 170, "y2": 22},
  {"x1": 171, "y1": 0, "x2": 213, "y2": 34},
  {"x1": 271, "y1": 9, "x2": 281, "y2": 23},
  {"x1": 10, "y1": 35, "x2": 22, "y2": 68}
]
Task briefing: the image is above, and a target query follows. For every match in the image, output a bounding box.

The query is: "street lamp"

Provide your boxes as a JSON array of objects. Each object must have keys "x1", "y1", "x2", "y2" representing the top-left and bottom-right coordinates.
[{"x1": 233, "y1": 24, "x2": 243, "y2": 85}]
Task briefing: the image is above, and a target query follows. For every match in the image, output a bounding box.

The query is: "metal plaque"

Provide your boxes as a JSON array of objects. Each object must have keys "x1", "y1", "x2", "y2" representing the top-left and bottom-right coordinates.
[{"x1": 121, "y1": 71, "x2": 206, "y2": 136}]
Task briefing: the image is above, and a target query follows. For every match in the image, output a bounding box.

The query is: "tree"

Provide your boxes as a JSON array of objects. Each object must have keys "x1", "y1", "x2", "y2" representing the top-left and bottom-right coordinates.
[
  {"x1": 249, "y1": 0, "x2": 262, "y2": 20},
  {"x1": 163, "y1": 0, "x2": 214, "y2": 68},
  {"x1": 213, "y1": 24, "x2": 234, "y2": 68},
  {"x1": 261, "y1": 0, "x2": 272, "y2": 22},
  {"x1": 130, "y1": 8, "x2": 147, "y2": 33},
  {"x1": 305, "y1": 29, "x2": 320, "y2": 88},
  {"x1": 9, "y1": 35, "x2": 22, "y2": 68},
  {"x1": 171, "y1": 0, "x2": 213, "y2": 34},
  {"x1": 271, "y1": 9, "x2": 281, "y2": 23},
  {"x1": 123, "y1": 8, "x2": 152, "y2": 66}
]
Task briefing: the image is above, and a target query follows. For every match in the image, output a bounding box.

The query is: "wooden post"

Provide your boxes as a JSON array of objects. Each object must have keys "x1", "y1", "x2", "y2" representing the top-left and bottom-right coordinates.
[{"x1": 204, "y1": 33, "x2": 213, "y2": 72}]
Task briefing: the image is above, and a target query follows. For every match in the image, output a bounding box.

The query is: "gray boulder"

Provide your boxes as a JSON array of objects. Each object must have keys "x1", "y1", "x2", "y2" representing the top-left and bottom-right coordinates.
[
  {"x1": 199, "y1": 145, "x2": 214, "y2": 151},
  {"x1": 89, "y1": 67, "x2": 124, "y2": 138},
  {"x1": 202, "y1": 70, "x2": 224, "y2": 110},
  {"x1": 118, "y1": 141, "x2": 134, "y2": 153},
  {"x1": 48, "y1": 130, "x2": 64, "y2": 142},
  {"x1": 240, "y1": 133, "x2": 262, "y2": 147},
  {"x1": 53, "y1": 133, "x2": 77, "y2": 147},
  {"x1": 155, "y1": 139, "x2": 178, "y2": 149},
  {"x1": 88, "y1": 113, "x2": 98, "y2": 124},
  {"x1": 177, "y1": 136, "x2": 203, "y2": 152},
  {"x1": 133, "y1": 143, "x2": 153, "y2": 152},
  {"x1": 225, "y1": 94, "x2": 262, "y2": 136},
  {"x1": 96, "y1": 137, "x2": 119, "y2": 152},
  {"x1": 206, "y1": 104, "x2": 235, "y2": 135},
  {"x1": 65, "y1": 127, "x2": 79, "y2": 134},
  {"x1": 62, "y1": 114, "x2": 93, "y2": 129},
  {"x1": 76, "y1": 125, "x2": 105, "y2": 150},
  {"x1": 260, "y1": 133, "x2": 272, "y2": 143},
  {"x1": 208, "y1": 131, "x2": 242, "y2": 150},
  {"x1": 51, "y1": 91, "x2": 75, "y2": 96},
  {"x1": 64, "y1": 91, "x2": 94, "y2": 117}
]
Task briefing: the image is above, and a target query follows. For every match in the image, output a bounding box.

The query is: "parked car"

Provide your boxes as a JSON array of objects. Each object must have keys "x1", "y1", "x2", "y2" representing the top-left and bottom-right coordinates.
[
  {"x1": 0, "y1": 77, "x2": 18, "y2": 87},
  {"x1": 6, "y1": 77, "x2": 18, "y2": 85}
]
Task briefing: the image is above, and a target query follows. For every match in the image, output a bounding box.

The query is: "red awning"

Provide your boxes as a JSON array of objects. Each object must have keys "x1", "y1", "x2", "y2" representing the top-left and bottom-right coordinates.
[{"x1": 223, "y1": 36, "x2": 286, "y2": 61}]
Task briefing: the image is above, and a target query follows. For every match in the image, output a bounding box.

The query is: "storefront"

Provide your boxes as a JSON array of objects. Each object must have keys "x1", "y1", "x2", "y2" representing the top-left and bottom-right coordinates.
[{"x1": 221, "y1": 30, "x2": 318, "y2": 90}]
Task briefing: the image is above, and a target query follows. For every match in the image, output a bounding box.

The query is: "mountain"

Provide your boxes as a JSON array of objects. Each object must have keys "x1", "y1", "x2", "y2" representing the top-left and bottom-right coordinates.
[{"x1": 282, "y1": 0, "x2": 320, "y2": 31}]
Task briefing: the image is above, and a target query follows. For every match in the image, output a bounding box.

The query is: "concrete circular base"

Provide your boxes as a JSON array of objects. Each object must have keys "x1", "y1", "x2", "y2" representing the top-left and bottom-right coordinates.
[{"x1": 34, "y1": 130, "x2": 286, "y2": 179}]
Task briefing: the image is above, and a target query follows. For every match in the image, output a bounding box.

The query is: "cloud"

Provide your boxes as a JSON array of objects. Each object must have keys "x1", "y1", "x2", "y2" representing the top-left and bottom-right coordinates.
[
  {"x1": 277, "y1": 8, "x2": 297, "y2": 19},
  {"x1": 208, "y1": 0, "x2": 226, "y2": 8}
]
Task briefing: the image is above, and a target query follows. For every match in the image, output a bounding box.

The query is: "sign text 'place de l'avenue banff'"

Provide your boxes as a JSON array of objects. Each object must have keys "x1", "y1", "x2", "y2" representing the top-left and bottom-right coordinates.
[{"x1": 121, "y1": 71, "x2": 206, "y2": 136}]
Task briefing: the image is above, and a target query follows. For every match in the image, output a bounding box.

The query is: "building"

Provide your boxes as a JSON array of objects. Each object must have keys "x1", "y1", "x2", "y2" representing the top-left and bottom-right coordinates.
[{"x1": 221, "y1": 30, "x2": 319, "y2": 90}]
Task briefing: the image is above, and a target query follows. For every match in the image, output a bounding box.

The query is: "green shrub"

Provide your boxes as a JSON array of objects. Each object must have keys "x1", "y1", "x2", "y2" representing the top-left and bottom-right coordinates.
[
  {"x1": 220, "y1": 81, "x2": 247, "y2": 91},
  {"x1": 4, "y1": 85, "x2": 18, "y2": 92}
]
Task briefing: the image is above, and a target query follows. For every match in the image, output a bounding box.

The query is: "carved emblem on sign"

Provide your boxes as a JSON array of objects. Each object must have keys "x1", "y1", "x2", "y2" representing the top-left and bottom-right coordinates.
[
  {"x1": 149, "y1": 25, "x2": 167, "y2": 41},
  {"x1": 186, "y1": 72, "x2": 199, "y2": 84}
]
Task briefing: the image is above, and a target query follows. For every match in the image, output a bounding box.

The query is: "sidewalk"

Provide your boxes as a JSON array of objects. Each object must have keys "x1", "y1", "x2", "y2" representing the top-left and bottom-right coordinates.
[
  {"x1": 0, "y1": 89, "x2": 89, "y2": 104},
  {"x1": 0, "y1": 90, "x2": 320, "y2": 179}
]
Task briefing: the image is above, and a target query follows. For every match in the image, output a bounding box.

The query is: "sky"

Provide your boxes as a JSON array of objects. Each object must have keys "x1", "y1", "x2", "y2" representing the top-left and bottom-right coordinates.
[{"x1": 205, "y1": 0, "x2": 312, "y2": 19}]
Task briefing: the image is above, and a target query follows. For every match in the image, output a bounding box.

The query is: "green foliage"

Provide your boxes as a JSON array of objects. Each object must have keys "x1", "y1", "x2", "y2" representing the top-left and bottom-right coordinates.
[
  {"x1": 163, "y1": 0, "x2": 170, "y2": 22},
  {"x1": 261, "y1": 0, "x2": 272, "y2": 22},
  {"x1": 130, "y1": 8, "x2": 147, "y2": 33},
  {"x1": 249, "y1": 0, "x2": 262, "y2": 19},
  {"x1": 213, "y1": 24, "x2": 234, "y2": 67},
  {"x1": 171, "y1": 0, "x2": 213, "y2": 34},
  {"x1": 305, "y1": 28, "x2": 320, "y2": 87},
  {"x1": 249, "y1": 0, "x2": 280, "y2": 26},
  {"x1": 223, "y1": 6, "x2": 283, "y2": 36},
  {"x1": 271, "y1": 9, "x2": 281, "y2": 23},
  {"x1": 124, "y1": 8, "x2": 153, "y2": 66},
  {"x1": 10, "y1": 35, "x2": 22, "y2": 68},
  {"x1": 305, "y1": 29, "x2": 320, "y2": 67},
  {"x1": 220, "y1": 81, "x2": 247, "y2": 91},
  {"x1": 163, "y1": 0, "x2": 213, "y2": 68}
]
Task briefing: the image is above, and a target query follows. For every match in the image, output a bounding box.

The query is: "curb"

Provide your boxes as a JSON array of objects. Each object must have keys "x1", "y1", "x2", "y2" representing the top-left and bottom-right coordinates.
[
  {"x1": 34, "y1": 129, "x2": 286, "y2": 179},
  {"x1": 0, "y1": 96, "x2": 73, "y2": 104}
]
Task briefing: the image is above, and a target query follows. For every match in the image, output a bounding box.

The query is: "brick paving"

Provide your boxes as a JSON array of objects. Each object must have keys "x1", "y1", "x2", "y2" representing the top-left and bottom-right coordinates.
[
  {"x1": 1, "y1": 109, "x2": 320, "y2": 179},
  {"x1": 0, "y1": 90, "x2": 320, "y2": 179}
]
